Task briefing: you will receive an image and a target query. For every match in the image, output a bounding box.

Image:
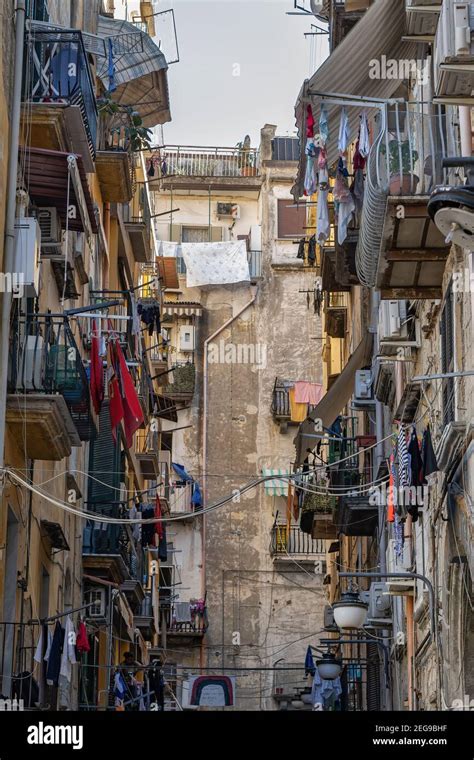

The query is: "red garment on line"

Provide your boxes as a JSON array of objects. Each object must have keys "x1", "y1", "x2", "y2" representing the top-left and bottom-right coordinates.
[
  {"x1": 76, "y1": 621, "x2": 90, "y2": 654},
  {"x1": 155, "y1": 496, "x2": 164, "y2": 539},
  {"x1": 90, "y1": 319, "x2": 104, "y2": 415}
]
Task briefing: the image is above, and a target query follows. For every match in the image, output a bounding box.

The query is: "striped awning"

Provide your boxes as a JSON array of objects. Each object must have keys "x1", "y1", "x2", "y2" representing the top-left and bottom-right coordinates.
[
  {"x1": 163, "y1": 302, "x2": 203, "y2": 318},
  {"x1": 262, "y1": 468, "x2": 289, "y2": 497},
  {"x1": 96, "y1": 15, "x2": 170, "y2": 127}
]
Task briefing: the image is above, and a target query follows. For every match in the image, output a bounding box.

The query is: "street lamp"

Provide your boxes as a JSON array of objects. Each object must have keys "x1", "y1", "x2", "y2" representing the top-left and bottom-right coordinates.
[
  {"x1": 332, "y1": 589, "x2": 368, "y2": 630},
  {"x1": 316, "y1": 651, "x2": 342, "y2": 680}
]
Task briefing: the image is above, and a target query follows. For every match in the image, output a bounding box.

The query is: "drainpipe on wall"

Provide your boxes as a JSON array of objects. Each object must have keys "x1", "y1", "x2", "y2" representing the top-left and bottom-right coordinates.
[
  {"x1": 201, "y1": 288, "x2": 258, "y2": 665},
  {"x1": 0, "y1": 0, "x2": 26, "y2": 484},
  {"x1": 459, "y1": 106, "x2": 472, "y2": 158}
]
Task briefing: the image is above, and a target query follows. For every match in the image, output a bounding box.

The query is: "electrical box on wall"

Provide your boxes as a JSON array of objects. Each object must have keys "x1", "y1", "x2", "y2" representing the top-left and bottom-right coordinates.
[
  {"x1": 355, "y1": 370, "x2": 373, "y2": 400},
  {"x1": 179, "y1": 325, "x2": 195, "y2": 351},
  {"x1": 13, "y1": 217, "x2": 41, "y2": 297}
]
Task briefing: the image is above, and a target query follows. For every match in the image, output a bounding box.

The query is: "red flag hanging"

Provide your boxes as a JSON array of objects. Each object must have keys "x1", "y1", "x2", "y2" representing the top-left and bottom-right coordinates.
[{"x1": 90, "y1": 319, "x2": 104, "y2": 415}]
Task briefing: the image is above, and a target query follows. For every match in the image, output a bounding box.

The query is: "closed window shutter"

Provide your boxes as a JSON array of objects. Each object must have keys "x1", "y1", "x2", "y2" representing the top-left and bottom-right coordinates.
[
  {"x1": 277, "y1": 199, "x2": 306, "y2": 239},
  {"x1": 441, "y1": 284, "x2": 455, "y2": 424}
]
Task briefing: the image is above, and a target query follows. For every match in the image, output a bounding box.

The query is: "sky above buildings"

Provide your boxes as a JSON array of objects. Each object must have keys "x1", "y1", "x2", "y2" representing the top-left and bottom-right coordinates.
[{"x1": 156, "y1": 0, "x2": 329, "y2": 148}]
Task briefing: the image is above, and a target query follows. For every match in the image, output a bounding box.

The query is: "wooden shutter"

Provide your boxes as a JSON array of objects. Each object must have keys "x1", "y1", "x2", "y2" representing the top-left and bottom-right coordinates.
[{"x1": 277, "y1": 199, "x2": 306, "y2": 239}]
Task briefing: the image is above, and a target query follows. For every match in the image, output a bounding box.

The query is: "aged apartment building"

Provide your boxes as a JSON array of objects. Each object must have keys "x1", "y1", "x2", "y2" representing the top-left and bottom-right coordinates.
[
  {"x1": 0, "y1": 0, "x2": 184, "y2": 710},
  {"x1": 289, "y1": 0, "x2": 474, "y2": 712},
  {"x1": 149, "y1": 128, "x2": 327, "y2": 709}
]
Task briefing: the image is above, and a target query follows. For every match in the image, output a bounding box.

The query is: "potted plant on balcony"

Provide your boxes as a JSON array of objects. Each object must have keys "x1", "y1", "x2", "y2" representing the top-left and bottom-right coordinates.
[
  {"x1": 381, "y1": 139, "x2": 419, "y2": 194},
  {"x1": 237, "y1": 136, "x2": 257, "y2": 177}
]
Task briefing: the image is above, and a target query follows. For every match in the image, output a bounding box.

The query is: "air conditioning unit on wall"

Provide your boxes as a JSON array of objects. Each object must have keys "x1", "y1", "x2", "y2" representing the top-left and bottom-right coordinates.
[
  {"x1": 84, "y1": 588, "x2": 107, "y2": 619},
  {"x1": 13, "y1": 217, "x2": 41, "y2": 297},
  {"x1": 378, "y1": 301, "x2": 421, "y2": 356},
  {"x1": 217, "y1": 202, "x2": 240, "y2": 219},
  {"x1": 179, "y1": 325, "x2": 195, "y2": 351},
  {"x1": 386, "y1": 539, "x2": 414, "y2": 594},
  {"x1": 434, "y1": 1, "x2": 474, "y2": 99},
  {"x1": 35, "y1": 207, "x2": 63, "y2": 258}
]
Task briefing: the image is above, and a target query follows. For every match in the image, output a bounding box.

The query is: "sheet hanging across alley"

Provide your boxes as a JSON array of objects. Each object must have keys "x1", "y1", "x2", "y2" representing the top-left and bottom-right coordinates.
[{"x1": 180, "y1": 240, "x2": 251, "y2": 287}]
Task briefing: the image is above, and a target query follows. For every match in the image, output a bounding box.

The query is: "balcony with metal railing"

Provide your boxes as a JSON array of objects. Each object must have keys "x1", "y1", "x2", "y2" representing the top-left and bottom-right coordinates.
[
  {"x1": 153, "y1": 145, "x2": 261, "y2": 190},
  {"x1": 270, "y1": 524, "x2": 326, "y2": 562},
  {"x1": 356, "y1": 102, "x2": 462, "y2": 299},
  {"x1": 0, "y1": 621, "x2": 42, "y2": 705},
  {"x1": 96, "y1": 109, "x2": 136, "y2": 203},
  {"x1": 23, "y1": 28, "x2": 98, "y2": 172},
  {"x1": 161, "y1": 600, "x2": 208, "y2": 637},
  {"x1": 83, "y1": 506, "x2": 145, "y2": 585},
  {"x1": 123, "y1": 192, "x2": 153, "y2": 263},
  {"x1": 7, "y1": 313, "x2": 97, "y2": 460},
  {"x1": 161, "y1": 362, "x2": 196, "y2": 401}
]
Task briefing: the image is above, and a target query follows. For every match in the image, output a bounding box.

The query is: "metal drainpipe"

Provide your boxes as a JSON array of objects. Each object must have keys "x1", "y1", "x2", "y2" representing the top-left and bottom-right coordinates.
[
  {"x1": 0, "y1": 0, "x2": 26, "y2": 481},
  {"x1": 201, "y1": 289, "x2": 258, "y2": 660}
]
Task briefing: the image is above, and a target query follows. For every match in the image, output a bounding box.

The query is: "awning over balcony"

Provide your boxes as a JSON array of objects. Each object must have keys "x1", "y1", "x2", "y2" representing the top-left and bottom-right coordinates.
[
  {"x1": 262, "y1": 469, "x2": 289, "y2": 497},
  {"x1": 96, "y1": 15, "x2": 170, "y2": 127},
  {"x1": 294, "y1": 332, "x2": 374, "y2": 463},
  {"x1": 293, "y1": 0, "x2": 417, "y2": 196},
  {"x1": 163, "y1": 301, "x2": 203, "y2": 317},
  {"x1": 21, "y1": 147, "x2": 98, "y2": 234}
]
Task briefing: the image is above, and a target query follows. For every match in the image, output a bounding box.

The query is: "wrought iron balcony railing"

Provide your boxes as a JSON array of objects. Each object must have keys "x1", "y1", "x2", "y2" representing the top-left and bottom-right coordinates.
[
  {"x1": 270, "y1": 525, "x2": 325, "y2": 557},
  {"x1": 0, "y1": 621, "x2": 42, "y2": 705},
  {"x1": 162, "y1": 601, "x2": 208, "y2": 635},
  {"x1": 8, "y1": 313, "x2": 97, "y2": 441},
  {"x1": 157, "y1": 145, "x2": 260, "y2": 178},
  {"x1": 24, "y1": 29, "x2": 98, "y2": 161}
]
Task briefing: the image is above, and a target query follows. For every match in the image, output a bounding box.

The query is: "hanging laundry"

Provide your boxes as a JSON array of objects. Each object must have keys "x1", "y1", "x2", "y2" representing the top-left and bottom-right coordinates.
[
  {"x1": 387, "y1": 453, "x2": 395, "y2": 523},
  {"x1": 90, "y1": 319, "x2": 104, "y2": 415},
  {"x1": 137, "y1": 302, "x2": 161, "y2": 338},
  {"x1": 59, "y1": 615, "x2": 77, "y2": 682},
  {"x1": 129, "y1": 503, "x2": 142, "y2": 543},
  {"x1": 141, "y1": 504, "x2": 157, "y2": 547},
  {"x1": 174, "y1": 602, "x2": 192, "y2": 623},
  {"x1": 308, "y1": 234, "x2": 317, "y2": 265},
  {"x1": 353, "y1": 139, "x2": 367, "y2": 172},
  {"x1": 351, "y1": 167, "x2": 365, "y2": 220},
  {"x1": 34, "y1": 626, "x2": 52, "y2": 664},
  {"x1": 421, "y1": 425, "x2": 439, "y2": 479},
  {"x1": 306, "y1": 104, "x2": 315, "y2": 138},
  {"x1": 316, "y1": 188, "x2": 330, "y2": 244},
  {"x1": 338, "y1": 108, "x2": 350, "y2": 154},
  {"x1": 158, "y1": 524, "x2": 168, "y2": 562},
  {"x1": 114, "y1": 671, "x2": 127, "y2": 710},
  {"x1": 46, "y1": 621, "x2": 64, "y2": 687},
  {"x1": 337, "y1": 194, "x2": 356, "y2": 245},
  {"x1": 304, "y1": 151, "x2": 317, "y2": 195},
  {"x1": 75, "y1": 621, "x2": 90, "y2": 655},
  {"x1": 107, "y1": 338, "x2": 125, "y2": 441},
  {"x1": 114, "y1": 338, "x2": 144, "y2": 447},
  {"x1": 319, "y1": 105, "x2": 329, "y2": 145},
  {"x1": 305, "y1": 646, "x2": 316, "y2": 676},
  {"x1": 192, "y1": 482, "x2": 203, "y2": 509},
  {"x1": 294, "y1": 381, "x2": 323, "y2": 406},
  {"x1": 314, "y1": 283, "x2": 322, "y2": 315},
  {"x1": 407, "y1": 426, "x2": 424, "y2": 521},
  {"x1": 359, "y1": 110, "x2": 370, "y2": 158},
  {"x1": 396, "y1": 425, "x2": 410, "y2": 518},
  {"x1": 289, "y1": 387, "x2": 308, "y2": 423},
  {"x1": 297, "y1": 238, "x2": 306, "y2": 260},
  {"x1": 154, "y1": 495, "x2": 164, "y2": 540}
]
